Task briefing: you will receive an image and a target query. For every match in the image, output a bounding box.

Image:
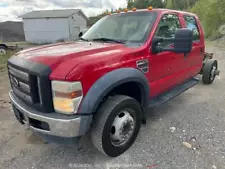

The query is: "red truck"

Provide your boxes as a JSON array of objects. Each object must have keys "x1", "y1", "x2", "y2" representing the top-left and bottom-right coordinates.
[{"x1": 7, "y1": 8, "x2": 220, "y2": 157}]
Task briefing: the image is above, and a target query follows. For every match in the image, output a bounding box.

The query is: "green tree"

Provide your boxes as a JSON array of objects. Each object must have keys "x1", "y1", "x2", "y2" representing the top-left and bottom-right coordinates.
[
  {"x1": 131, "y1": 0, "x2": 164, "y2": 9},
  {"x1": 89, "y1": 0, "x2": 225, "y2": 40},
  {"x1": 127, "y1": 0, "x2": 134, "y2": 9},
  {"x1": 165, "y1": 0, "x2": 174, "y2": 9},
  {"x1": 133, "y1": 0, "x2": 149, "y2": 9},
  {"x1": 191, "y1": 0, "x2": 225, "y2": 38},
  {"x1": 165, "y1": 0, "x2": 198, "y2": 10},
  {"x1": 150, "y1": 0, "x2": 164, "y2": 8}
]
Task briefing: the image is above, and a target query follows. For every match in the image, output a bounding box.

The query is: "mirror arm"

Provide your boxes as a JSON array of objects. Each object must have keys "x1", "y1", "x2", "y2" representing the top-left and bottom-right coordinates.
[
  {"x1": 151, "y1": 37, "x2": 163, "y2": 54},
  {"x1": 151, "y1": 37, "x2": 175, "y2": 54},
  {"x1": 161, "y1": 38, "x2": 175, "y2": 43},
  {"x1": 160, "y1": 48, "x2": 175, "y2": 52}
]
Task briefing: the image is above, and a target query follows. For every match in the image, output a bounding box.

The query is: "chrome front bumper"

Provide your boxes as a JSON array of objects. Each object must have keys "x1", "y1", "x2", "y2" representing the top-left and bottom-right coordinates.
[{"x1": 9, "y1": 91, "x2": 92, "y2": 138}]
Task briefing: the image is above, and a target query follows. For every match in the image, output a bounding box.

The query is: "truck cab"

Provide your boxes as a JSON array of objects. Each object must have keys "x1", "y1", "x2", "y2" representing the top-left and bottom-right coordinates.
[{"x1": 7, "y1": 8, "x2": 219, "y2": 157}]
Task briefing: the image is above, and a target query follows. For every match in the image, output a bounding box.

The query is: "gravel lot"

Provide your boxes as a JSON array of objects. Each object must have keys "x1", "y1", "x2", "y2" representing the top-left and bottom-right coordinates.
[{"x1": 0, "y1": 41, "x2": 225, "y2": 169}]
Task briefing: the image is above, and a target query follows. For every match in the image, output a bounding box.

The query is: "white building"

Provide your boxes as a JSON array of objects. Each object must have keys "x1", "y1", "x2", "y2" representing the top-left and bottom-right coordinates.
[{"x1": 20, "y1": 9, "x2": 88, "y2": 44}]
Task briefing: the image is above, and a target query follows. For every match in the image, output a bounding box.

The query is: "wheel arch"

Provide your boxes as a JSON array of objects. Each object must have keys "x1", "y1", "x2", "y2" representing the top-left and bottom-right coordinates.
[{"x1": 78, "y1": 68, "x2": 150, "y2": 116}]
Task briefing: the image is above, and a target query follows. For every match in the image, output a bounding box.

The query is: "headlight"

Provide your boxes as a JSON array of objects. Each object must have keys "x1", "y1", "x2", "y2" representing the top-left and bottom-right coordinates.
[{"x1": 51, "y1": 81, "x2": 83, "y2": 114}]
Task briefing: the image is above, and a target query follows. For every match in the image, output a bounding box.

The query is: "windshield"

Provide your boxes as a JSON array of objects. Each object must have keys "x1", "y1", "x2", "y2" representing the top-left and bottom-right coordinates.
[{"x1": 82, "y1": 11, "x2": 157, "y2": 44}]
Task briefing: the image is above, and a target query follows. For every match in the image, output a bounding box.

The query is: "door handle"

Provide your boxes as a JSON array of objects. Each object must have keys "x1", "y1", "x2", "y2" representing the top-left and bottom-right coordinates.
[{"x1": 192, "y1": 41, "x2": 199, "y2": 47}]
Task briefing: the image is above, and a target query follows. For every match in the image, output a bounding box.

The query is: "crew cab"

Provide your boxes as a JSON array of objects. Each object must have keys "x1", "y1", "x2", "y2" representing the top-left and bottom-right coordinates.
[{"x1": 7, "y1": 8, "x2": 219, "y2": 157}]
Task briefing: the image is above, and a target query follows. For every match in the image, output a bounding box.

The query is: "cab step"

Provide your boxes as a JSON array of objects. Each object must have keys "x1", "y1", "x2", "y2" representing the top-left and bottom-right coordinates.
[{"x1": 148, "y1": 78, "x2": 199, "y2": 108}]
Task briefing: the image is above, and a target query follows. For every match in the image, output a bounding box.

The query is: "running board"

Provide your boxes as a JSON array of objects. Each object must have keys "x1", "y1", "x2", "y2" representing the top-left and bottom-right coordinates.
[{"x1": 148, "y1": 78, "x2": 199, "y2": 108}]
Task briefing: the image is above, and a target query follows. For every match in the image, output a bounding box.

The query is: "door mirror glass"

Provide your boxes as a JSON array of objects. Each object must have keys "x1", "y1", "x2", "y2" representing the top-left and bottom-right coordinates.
[{"x1": 173, "y1": 28, "x2": 193, "y2": 53}]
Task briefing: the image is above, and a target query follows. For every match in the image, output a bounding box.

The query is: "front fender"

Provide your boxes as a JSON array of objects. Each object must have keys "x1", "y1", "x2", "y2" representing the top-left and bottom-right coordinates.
[{"x1": 78, "y1": 68, "x2": 150, "y2": 115}]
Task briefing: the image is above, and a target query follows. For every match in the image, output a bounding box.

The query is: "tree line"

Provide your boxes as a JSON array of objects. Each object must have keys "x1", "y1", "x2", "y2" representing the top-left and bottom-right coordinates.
[{"x1": 87, "y1": 0, "x2": 225, "y2": 39}]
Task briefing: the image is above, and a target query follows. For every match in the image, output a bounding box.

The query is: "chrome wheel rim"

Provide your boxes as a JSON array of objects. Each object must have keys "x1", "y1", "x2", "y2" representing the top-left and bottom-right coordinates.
[
  {"x1": 210, "y1": 65, "x2": 217, "y2": 81},
  {"x1": 0, "y1": 48, "x2": 6, "y2": 55},
  {"x1": 110, "y1": 110, "x2": 135, "y2": 147}
]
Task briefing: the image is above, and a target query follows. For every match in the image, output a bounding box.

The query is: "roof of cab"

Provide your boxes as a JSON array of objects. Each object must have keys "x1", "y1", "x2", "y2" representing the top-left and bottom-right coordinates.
[
  {"x1": 111, "y1": 8, "x2": 196, "y2": 17},
  {"x1": 151, "y1": 8, "x2": 196, "y2": 15}
]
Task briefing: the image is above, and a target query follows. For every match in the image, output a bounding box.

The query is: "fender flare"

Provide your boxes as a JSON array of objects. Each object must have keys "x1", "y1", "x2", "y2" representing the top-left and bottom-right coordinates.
[{"x1": 78, "y1": 68, "x2": 150, "y2": 115}]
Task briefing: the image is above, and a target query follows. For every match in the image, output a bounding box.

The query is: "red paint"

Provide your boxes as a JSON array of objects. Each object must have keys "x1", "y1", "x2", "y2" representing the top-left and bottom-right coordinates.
[{"x1": 16, "y1": 9, "x2": 204, "y2": 97}]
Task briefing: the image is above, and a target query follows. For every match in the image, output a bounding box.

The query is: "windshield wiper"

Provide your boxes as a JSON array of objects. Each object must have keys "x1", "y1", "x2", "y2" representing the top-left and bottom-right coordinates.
[
  {"x1": 91, "y1": 38, "x2": 125, "y2": 44},
  {"x1": 79, "y1": 37, "x2": 89, "y2": 42}
]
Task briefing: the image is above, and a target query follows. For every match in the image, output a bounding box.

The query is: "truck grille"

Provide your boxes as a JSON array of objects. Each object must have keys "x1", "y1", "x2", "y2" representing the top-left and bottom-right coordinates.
[
  {"x1": 7, "y1": 58, "x2": 54, "y2": 113},
  {"x1": 8, "y1": 65, "x2": 40, "y2": 104}
]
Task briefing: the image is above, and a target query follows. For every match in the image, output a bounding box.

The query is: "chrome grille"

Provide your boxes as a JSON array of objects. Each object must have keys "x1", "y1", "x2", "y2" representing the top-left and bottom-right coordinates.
[
  {"x1": 8, "y1": 65, "x2": 29, "y2": 81},
  {"x1": 8, "y1": 65, "x2": 38, "y2": 104},
  {"x1": 7, "y1": 56, "x2": 54, "y2": 113}
]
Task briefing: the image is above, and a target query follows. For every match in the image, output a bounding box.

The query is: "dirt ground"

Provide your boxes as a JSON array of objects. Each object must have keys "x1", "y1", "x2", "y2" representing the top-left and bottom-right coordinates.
[{"x1": 0, "y1": 40, "x2": 225, "y2": 169}]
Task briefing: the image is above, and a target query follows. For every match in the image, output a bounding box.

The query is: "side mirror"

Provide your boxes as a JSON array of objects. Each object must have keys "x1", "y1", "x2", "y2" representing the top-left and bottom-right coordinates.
[
  {"x1": 78, "y1": 28, "x2": 89, "y2": 38},
  {"x1": 173, "y1": 28, "x2": 193, "y2": 53},
  {"x1": 152, "y1": 28, "x2": 193, "y2": 54},
  {"x1": 78, "y1": 32, "x2": 83, "y2": 38}
]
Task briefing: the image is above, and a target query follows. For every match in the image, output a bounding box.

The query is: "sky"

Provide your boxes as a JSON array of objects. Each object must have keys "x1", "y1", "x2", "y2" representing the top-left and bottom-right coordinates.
[{"x1": 0, "y1": 0, "x2": 127, "y2": 22}]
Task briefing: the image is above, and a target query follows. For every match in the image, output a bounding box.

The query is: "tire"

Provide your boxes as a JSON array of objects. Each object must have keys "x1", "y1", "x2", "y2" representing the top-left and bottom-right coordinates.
[
  {"x1": 0, "y1": 46, "x2": 6, "y2": 55},
  {"x1": 91, "y1": 95, "x2": 142, "y2": 157},
  {"x1": 202, "y1": 59, "x2": 218, "y2": 84}
]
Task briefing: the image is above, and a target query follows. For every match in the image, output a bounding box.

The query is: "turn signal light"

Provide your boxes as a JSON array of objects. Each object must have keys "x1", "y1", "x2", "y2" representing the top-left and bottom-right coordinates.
[
  {"x1": 53, "y1": 98, "x2": 74, "y2": 113},
  {"x1": 54, "y1": 90, "x2": 82, "y2": 99},
  {"x1": 51, "y1": 81, "x2": 83, "y2": 114},
  {"x1": 148, "y1": 6, "x2": 153, "y2": 10}
]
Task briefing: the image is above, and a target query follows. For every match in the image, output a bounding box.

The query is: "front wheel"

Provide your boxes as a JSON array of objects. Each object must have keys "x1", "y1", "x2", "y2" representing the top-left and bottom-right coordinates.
[{"x1": 91, "y1": 95, "x2": 142, "y2": 157}]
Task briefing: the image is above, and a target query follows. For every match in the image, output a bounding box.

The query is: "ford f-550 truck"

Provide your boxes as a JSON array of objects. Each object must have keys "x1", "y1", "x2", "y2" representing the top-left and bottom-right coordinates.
[{"x1": 7, "y1": 8, "x2": 220, "y2": 157}]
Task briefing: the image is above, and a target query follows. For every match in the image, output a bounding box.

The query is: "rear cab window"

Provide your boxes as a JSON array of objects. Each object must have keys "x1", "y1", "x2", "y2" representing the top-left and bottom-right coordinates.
[{"x1": 183, "y1": 15, "x2": 200, "y2": 42}]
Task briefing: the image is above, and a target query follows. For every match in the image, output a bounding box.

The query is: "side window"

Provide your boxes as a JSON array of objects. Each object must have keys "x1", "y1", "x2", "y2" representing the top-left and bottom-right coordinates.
[
  {"x1": 184, "y1": 15, "x2": 200, "y2": 41},
  {"x1": 155, "y1": 14, "x2": 181, "y2": 47}
]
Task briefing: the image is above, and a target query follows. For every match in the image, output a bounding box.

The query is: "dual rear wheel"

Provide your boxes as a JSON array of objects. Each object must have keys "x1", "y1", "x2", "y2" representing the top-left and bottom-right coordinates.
[{"x1": 202, "y1": 59, "x2": 219, "y2": 84}]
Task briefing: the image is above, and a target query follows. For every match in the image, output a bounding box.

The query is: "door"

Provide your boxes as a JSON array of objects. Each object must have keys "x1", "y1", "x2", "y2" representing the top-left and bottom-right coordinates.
[
  {"x1": 149, "y1": 13, "x2": 183, "y2": 97},
  {"x1": 183, "y1": 15, "x2": 203, "y2": 77}
]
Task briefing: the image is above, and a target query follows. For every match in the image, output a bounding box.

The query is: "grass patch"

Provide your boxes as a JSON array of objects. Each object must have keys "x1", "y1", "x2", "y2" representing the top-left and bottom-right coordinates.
[{"x1": 0, "y1": 51, "x2": 17, "y2": 70}]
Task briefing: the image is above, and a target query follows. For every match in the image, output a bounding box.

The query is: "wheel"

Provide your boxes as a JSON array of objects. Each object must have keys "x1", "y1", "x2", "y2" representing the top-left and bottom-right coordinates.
[
  {"x1": 91, "y1": 95, "x2": 142, "y2": 157},
  {"x1": 202, "y1": 59, "x2": 218, "y2": 84},
  {"x1": 0, "y1": 46, "x2": 6, "y2": 55}
]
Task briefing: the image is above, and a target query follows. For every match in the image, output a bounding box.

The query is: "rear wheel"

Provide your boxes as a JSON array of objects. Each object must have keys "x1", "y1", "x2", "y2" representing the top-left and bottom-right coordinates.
[
  {"x1": 91, "y1": 95, "x2": 142, "y2": 157},
  {"x1": 202, "y1": 59, "x2": 218, "y2": 84}
]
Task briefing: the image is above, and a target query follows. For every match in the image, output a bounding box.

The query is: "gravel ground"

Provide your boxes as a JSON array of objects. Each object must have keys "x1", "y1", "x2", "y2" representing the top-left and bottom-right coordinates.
[{"x1": 0, "y1": 42, "x2": 225, "y2": 169}]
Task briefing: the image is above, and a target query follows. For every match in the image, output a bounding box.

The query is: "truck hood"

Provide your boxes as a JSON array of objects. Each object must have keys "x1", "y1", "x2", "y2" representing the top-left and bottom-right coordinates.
[{"x1": 15, "y1": 41, "x2": 129, "y2": 69}]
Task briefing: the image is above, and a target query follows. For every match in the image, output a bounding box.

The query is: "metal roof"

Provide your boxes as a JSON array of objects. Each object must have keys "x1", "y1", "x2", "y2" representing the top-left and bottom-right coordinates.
[{"x1": 20, "y1": 9, "x2": 88, "y2": 20}]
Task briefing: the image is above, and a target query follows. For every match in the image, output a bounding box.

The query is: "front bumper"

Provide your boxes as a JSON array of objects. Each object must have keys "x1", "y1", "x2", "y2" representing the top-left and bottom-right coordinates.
[{"x1": 9, "y1": 91, "x2": 92, "y2": 138}]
